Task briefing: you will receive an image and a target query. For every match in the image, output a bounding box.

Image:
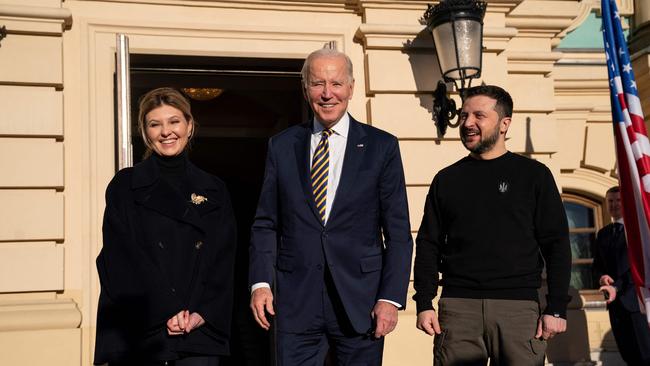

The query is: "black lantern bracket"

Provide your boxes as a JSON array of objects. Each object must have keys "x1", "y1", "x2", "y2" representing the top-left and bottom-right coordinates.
[
  {"x1": 0, "y1": 26, "x2": 6, "y2": 48},
  {"x1": 433, "y1": 81, "x2": 458, "y2": 137}
]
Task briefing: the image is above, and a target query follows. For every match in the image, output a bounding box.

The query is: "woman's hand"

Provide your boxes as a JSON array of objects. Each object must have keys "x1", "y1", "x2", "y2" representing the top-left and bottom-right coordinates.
[
  {"x1": 166, "y1": 310, "x2": 205, "y2": 335},
  {"x1": 167, "y1": 310, "x2": 189, "y2": 335},
  {"x1": 185, "y1": 312, "x2": 205, "y2": 333}
]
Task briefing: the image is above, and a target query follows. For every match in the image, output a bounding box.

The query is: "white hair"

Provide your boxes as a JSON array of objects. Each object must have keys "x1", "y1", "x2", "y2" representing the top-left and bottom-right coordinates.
[{"x1": 300, "y1": 48, "x2": 354, "y2": 87}]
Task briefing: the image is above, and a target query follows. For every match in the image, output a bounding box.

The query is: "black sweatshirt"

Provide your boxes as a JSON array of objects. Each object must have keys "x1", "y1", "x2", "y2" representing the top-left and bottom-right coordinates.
[{"x1": 413, "y1": 151, "x2": 572, "y2": 317}]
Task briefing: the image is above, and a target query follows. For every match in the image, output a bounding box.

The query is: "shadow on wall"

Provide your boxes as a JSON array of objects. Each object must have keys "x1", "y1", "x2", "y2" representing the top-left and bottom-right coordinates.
[
  {"x1": 525, "y1": 116, "x2": 534, "y2": 153},
  {"x1": 598, "y1": 329, "x2": 626, "y2": 366},
  {"x1": 403, "y1": 29, "x2": 446, "y2": 140},
  {"x1": 541, "y1": 286, "x2": 593, "y2": 364}
]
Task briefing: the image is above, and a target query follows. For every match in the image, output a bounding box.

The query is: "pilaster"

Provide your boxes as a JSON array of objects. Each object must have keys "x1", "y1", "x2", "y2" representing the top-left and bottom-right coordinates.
[{"x1": 0, "y1": 2, "x2": 80, "y2": 365}]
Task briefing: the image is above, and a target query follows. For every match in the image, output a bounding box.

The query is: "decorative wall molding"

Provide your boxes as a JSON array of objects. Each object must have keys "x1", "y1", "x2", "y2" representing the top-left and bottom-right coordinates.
[
  {"x1": 0, "y1": 4, "x2": 72, "y2": 31},
  {"x1": 557, "y1": 1, "x2": 597, "y2": 40},
  {"x1": 355, "y1": 23, "x2": 517, "y2": 52},
  {"x1": 75, "y1": 0, "x2": 361, "y2": 13},
  {"x1": 0, "y1": 299, "x2": 81, "y2": 332},
  {"x1": 561, "y1": 168, "x2": 618, "y2": 197},
  {"x1": 506, "y1": 0, "x2": 586, "y2": 47},
  {"x1": 506, "y1": 51, "x2": 563, "y2": 74}
]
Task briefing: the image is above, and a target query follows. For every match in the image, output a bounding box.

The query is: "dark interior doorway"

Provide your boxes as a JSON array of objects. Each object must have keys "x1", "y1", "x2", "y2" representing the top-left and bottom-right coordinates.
[{"x1": 122, "y1": 54, "x2": 309, "y2": 366}]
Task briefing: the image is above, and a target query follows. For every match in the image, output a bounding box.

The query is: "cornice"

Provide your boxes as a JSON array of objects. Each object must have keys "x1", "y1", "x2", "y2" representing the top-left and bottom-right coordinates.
[
  {"x1": 554, "y1": 104, "x2": 609, "y2": 114},
  {"x1": 554, "y1": 103, "x2": 611, "y2": 124},
  {"x1": 0, "y1": 299, "x2": 81, "y2": 331},
  {"x1": 555, "y1": 1, "x2": 596, "y2": 41},
  {"x1": 355, "y1": 23, "x2": 516, "y2": 51},
  {"x1": 0, "y1": 4, "x2": 72, "y2": 30},
  {"x1": 505, "y1": 1, "x2": 590, "y2": 46},
  {"x1": 355, "y1": 0, "x2": 431, "y2": 11},
  {"x1": 505, "y1": 51, "x2": 563, "y2": 74},
  {"x1": 505, "y1": 17, "x2": 575, "y2": 38},
  {"x1": 561, "y1": 168, "x2": 618, "y2": 194},
  {"x1": 508, "y1": 52, "x2": 563, "y2": 61},
  {"x1": 74, "y1": 0, "x2": 362, "y2": 14},
  {"x1": 554, "y1": 80, "x2": 610, "y2": 90},
  {"x1": 484, "y1": 0, "x2": 524, "y2": 14},
  {"x1": 353, "y1": 0, "x2": 523, "y2": 17},
  {"x1": 555, "y1": 51, "x2": 606, "y2": 65}
]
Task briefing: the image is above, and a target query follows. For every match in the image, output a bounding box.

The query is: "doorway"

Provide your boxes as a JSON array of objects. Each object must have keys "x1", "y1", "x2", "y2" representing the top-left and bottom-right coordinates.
[{"x1": 124, "y1": 54, "x2": 308, "y2": 365}]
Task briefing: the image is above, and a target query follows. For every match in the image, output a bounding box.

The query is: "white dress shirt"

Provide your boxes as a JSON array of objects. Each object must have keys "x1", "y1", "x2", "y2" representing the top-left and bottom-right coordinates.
[{"x1": 310, "y1": 114, "x2": 349, "y2": 224}]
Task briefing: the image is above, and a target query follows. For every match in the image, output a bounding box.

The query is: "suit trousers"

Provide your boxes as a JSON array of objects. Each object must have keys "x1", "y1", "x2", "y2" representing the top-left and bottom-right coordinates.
[
  {"x1": 276, "y1": 270, "x2": 384, "y2": 366},
  {"x1": 609, "y1": 300, "x2": 650, "y2": 365},
  {"x1": 110, "y1": 355, "x2": 220, "y2": 366},
  {"x1": 434, "y1": 298, "x2": 546, "y2": 366}
]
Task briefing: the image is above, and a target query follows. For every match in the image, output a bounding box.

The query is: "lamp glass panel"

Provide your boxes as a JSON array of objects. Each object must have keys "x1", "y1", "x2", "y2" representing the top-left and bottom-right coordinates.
[
  {"x1": 432, "y1": 22, "x2": 456, "y2": 78},
  {"x1": 432, "y1": 19, "x2": 482, "y2": 80}
]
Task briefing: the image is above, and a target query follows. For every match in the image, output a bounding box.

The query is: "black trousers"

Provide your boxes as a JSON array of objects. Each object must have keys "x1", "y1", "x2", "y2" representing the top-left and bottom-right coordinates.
[{"x1": 609, "y1": 300, "x2": 650, "y2": 365}]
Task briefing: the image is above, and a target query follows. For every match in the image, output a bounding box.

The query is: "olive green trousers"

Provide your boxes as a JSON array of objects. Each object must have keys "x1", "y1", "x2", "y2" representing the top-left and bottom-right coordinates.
[{"x1": 434, "y1": 298, "x2": 546, "y2": 366}]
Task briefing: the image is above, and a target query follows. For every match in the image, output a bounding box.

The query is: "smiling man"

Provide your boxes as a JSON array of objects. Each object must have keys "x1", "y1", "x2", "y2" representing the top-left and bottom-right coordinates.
[
  {"x1": 249, "y1": 48, "x2": 412, "y2": 365},
  {"x1": 413, "y1": 85, "x2": 572, "y2": 366}
]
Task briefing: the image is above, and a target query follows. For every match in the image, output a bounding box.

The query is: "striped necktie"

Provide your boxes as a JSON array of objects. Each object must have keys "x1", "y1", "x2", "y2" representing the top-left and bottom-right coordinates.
[{"x1": 311, "y1": 129, "x2": 333, "y2": 222}]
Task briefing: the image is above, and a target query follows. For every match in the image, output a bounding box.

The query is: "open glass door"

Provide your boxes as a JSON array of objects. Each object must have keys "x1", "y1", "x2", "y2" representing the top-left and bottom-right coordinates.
[{"x1": 115, "y1": 33, "x2": 133, "y2": 169}]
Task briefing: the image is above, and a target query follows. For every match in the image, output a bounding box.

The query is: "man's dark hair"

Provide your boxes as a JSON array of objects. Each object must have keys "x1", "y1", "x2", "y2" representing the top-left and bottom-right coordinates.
[
  {"x1": 606, "y1": 186, "x2": 620, "y2": 195},
  {"x1": 464, "y1": 85, "x2": 513, "y2": 120}
]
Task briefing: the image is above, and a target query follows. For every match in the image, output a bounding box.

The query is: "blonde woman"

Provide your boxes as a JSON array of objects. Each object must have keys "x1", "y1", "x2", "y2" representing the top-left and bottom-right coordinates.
[{"x1": 95, "y1": 88, "x2": 236, "y2": 366}]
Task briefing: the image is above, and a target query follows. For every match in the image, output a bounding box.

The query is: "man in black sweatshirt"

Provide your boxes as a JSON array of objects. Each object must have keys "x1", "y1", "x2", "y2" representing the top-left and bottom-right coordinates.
[{"x1": 413, "y1": 85, "x2": 571, "y2": 366}]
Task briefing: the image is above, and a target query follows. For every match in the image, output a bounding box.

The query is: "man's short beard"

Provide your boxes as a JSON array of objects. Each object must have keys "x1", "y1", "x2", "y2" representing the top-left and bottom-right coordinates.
[{"x1": 463, "y1": 127, "x2": 500, "y2": 155}]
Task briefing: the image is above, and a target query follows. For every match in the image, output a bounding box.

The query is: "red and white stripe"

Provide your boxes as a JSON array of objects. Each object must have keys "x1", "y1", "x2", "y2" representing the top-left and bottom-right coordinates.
[{"x1": 612, "y1": 76, "x2": 650, "y2": 320}]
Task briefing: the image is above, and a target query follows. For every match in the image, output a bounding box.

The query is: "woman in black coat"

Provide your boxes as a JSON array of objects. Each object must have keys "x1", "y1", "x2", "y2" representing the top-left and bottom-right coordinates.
[{"x1": 94, "y1": 88, "x2": 237, "y2": 366}]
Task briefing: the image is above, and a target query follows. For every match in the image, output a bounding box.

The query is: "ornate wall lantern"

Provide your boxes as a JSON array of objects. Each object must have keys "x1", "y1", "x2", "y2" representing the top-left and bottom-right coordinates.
[{"x1": 423, "y1": 0, "x2": 487, "y2": 136}]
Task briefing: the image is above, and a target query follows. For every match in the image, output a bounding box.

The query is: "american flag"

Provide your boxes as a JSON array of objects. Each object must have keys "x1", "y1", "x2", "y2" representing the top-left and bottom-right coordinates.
[{"x1": 602, "y1": 0, "x2": 650, "y2": 322}]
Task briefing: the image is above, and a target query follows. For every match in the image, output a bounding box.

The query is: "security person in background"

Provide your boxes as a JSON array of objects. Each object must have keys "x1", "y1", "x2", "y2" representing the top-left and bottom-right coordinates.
[{"x1": 594, "y1": 186, "x2": 650, "y2": 365}]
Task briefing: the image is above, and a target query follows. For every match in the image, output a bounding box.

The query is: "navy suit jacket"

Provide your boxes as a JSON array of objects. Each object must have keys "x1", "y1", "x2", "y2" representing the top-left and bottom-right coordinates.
[
  {"x1": 593, "y1": 223, "x2": 640, "y2": 313},
  {"x1": 249, "y1": 115, "x2": 413, "y2": 334}
]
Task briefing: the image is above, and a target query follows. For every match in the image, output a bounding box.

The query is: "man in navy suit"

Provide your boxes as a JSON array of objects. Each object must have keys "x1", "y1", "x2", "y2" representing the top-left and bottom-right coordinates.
[
  {"x1": 595, "y1": 186, "x2": 650, "y2": 365},
  {"x1": 248, "y1": 48, "x2": 413, "y2": 365}
]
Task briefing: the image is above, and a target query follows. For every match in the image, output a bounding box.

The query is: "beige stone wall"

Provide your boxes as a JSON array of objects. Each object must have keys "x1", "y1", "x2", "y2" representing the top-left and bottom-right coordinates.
[
  {"x1": 0, "y1": 1, "x2": 82, "y2": 365},
  {"x1": 0, "y1": 0, "x2": 637, "y2": 364}
]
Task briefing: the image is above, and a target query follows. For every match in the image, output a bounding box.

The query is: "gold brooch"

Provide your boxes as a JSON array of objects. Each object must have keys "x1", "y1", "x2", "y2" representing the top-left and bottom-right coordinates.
[{"x1": 190, "y1": 193, "x2": 208, "y2": 205}]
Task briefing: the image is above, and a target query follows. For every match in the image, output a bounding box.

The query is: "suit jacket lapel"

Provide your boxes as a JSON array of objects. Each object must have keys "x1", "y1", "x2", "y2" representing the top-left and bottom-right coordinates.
[
  {"x1": 328, "y1": 117, "x2": 367, "y2": 222},
  {"x1": 294, "y1": 122, "x2": 323, "y2": 225}
]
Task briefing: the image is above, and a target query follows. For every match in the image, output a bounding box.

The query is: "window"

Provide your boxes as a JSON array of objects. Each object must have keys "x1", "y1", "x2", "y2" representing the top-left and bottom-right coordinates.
[{"x1": 562, "y1": 193, "x2": 604, "y2": 290}]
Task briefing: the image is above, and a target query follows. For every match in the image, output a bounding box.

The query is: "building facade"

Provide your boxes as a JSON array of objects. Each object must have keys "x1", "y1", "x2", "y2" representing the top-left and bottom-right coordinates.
[{"x1": 0, "y1": 0, "x2": 648, "y2": 364}]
